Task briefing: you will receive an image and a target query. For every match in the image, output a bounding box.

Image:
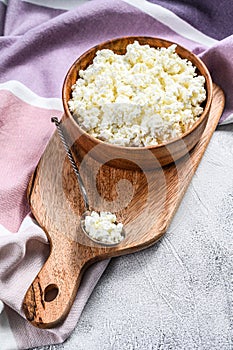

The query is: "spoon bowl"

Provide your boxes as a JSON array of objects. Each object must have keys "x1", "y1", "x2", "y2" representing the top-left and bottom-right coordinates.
[{"x1": 80, "y1": 211, "x2": 126, "y2": 246}]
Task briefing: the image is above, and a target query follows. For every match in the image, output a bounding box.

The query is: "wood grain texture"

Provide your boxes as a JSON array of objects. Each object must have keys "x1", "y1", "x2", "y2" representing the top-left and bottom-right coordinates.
[
  {"x1": 23, "y1": 84, "x2": 224, "y2": 328},
  {"x1": 62, "y1": 36, "x2": 213, "y2": 170}
]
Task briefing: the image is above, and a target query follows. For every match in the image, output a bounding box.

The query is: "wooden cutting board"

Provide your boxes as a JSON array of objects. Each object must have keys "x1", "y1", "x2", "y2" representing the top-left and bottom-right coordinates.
[{"x1": 23, "y1": 83, "x2": 225, "y2": 329}]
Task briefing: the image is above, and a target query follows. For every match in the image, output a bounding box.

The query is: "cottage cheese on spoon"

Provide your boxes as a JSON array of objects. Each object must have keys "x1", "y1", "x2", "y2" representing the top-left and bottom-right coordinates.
[{"x1": 83, "y1": 211, "x2": 124, "y2": 245}]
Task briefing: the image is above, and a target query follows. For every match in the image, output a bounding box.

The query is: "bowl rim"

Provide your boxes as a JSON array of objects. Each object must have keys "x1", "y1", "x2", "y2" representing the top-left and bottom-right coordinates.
[{"x1": 62, "y1": 36, "x2": 213, "y2": 151}]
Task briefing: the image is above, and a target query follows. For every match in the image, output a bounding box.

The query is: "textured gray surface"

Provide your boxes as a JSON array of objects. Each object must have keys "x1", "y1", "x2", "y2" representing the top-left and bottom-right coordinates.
[{"x1": 34, "y1": 124, "x2": 233, "y2": 350}]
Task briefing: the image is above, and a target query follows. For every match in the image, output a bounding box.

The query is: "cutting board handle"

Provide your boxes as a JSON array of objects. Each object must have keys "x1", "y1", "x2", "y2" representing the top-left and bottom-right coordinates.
[{"x1": 23, "y1": 232, "x2": 92, "y2": 328}]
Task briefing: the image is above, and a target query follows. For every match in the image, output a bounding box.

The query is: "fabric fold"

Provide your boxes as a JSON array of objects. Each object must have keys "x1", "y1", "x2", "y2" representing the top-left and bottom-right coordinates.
[{"x1": 200, "y1": 35, "x2": 233, "y2": 123}]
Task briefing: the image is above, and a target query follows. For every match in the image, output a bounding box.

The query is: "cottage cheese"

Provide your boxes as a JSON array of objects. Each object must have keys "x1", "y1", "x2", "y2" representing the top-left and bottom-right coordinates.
[
  {"x1": 68, "y1": 41, "x2": 206, "y2": 146},
  {"x1": 84, "y1": 211, "x2": 124, "y2": 245}
]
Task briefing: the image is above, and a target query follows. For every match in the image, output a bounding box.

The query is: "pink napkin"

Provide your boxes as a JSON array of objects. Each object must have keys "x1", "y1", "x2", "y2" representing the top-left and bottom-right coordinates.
[{"x1": 0, "y1": 91, "x2": 109, "y2": 349}]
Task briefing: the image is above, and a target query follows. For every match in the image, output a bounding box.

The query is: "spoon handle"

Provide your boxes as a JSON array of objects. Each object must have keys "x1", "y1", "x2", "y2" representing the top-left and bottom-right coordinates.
[{"x1": 51, "y1": 117, "x2": 90, "y2": 211}]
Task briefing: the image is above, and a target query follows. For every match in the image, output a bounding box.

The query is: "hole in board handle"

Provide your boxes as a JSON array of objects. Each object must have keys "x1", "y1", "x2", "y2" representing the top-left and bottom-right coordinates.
[{"x1": 44, "y1": 284, "x2": 59, "y2": 302}]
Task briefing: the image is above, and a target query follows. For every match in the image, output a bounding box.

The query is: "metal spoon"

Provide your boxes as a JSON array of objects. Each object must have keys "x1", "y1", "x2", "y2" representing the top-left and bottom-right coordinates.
[{"x1": 51, "y1": 117, "x2": 125, "y2": 246}]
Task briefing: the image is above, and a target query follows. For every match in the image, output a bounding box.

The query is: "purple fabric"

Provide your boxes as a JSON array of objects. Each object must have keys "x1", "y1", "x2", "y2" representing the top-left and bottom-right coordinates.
[
  {"x1": 0, "y1": 2, "x2": 6, "y2": 35},
  {"x1": 3, "y1": 0, "x2": 65, "y2": 36},
  {"x1": 200, "y1": 36, "x2": 233, "y2": 122},
  {"x1": 0, "y1": 0, "x2": 204, "y2": 98},
  {"x1": 147, "y1": 0, "x2": 233, "y2": 40},
  {"x1": 0, "y1": 0, "x2": 232, "y2": 349}
]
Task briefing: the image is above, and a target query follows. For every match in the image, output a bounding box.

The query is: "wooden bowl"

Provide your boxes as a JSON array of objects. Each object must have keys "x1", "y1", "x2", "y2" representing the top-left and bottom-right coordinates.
[{"x1": 62, "y1": 36, "x2": 213, "y2": 170}]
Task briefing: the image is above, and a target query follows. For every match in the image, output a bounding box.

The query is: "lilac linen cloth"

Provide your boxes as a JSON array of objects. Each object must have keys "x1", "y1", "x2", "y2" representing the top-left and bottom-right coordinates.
[{"x1": 0, "y1": 0, "x2": 232, "y2": 349}]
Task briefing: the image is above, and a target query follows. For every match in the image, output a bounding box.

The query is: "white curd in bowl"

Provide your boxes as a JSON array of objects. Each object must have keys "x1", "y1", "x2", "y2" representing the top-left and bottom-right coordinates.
[{"x1": 68, "y1": 41, "x2": 206, "y2": 147}]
